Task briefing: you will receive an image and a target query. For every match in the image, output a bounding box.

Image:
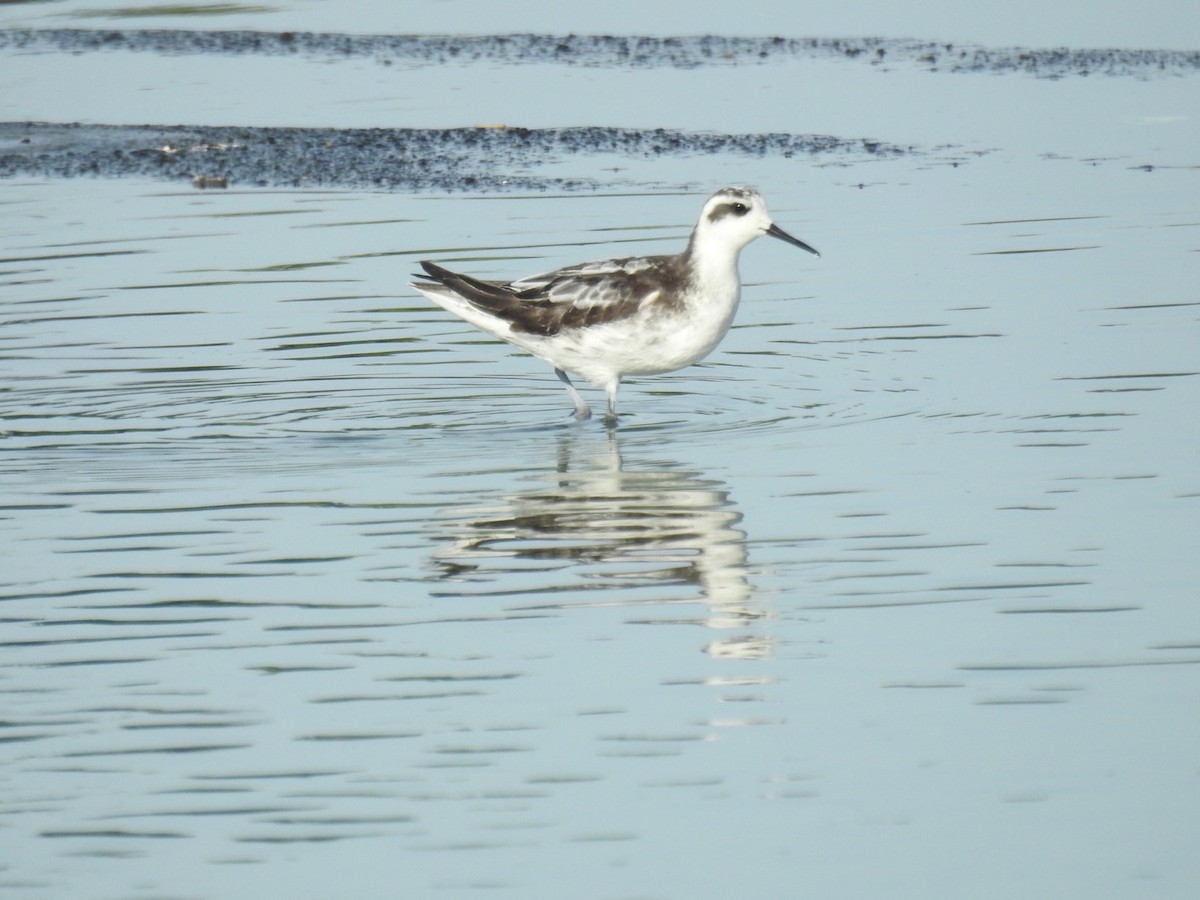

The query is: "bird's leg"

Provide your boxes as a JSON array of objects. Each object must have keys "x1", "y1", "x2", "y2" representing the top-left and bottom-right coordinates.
[
  {"x1": 603, "y1": 380, "x2": 621, "y2": 426},
  {"x1": 555, "y1": 368, "x2": 592, "y2": 421}
]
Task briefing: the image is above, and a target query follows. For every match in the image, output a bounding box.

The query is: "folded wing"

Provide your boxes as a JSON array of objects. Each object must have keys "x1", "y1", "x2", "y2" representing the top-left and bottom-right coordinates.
[{"x1": 416, "y1": 257, "x2": 687, "y2": 337}]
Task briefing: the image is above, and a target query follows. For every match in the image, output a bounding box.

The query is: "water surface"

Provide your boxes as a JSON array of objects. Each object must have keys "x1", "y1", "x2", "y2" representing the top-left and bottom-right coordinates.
[{"x1": 1, "y1": 4, "x2": 1199, "y2": 899}]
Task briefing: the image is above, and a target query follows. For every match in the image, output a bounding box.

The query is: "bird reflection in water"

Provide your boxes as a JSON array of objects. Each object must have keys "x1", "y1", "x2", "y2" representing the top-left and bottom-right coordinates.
[{"x1": 430, "y1": 431, "x2": 771, "y2": 659}]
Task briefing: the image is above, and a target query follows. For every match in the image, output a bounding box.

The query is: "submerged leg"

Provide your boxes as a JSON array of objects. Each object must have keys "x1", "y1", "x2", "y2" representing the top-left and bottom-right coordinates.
[
  {"x1": 555, "y1": 368, "x2": 592, "y2": 421},
  {"x1": 603, "y1": 379, "x2": 621, "y2": 425}
]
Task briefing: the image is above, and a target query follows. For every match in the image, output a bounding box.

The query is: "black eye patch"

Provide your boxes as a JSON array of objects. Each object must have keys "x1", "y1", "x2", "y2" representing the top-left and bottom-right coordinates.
[{"x1": 706, "y1": 199, "x2": 753, "y2": 222}]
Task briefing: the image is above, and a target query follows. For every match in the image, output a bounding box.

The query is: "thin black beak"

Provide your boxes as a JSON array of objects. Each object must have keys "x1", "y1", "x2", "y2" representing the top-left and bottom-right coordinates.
[{"x1": 767, "y1": 222, "x2": 820, "y2": 257}]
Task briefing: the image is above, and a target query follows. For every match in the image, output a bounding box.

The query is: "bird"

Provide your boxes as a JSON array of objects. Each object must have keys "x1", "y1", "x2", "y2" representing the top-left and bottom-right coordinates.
[{"x1": 411, "y1": 186, "x2": 819, "y2": 423}]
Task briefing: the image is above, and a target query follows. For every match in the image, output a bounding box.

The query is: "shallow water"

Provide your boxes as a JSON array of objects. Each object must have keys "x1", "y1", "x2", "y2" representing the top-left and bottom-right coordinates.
[{"x1": 2, "y1": 4, "x2": 1200, "y2": 899}]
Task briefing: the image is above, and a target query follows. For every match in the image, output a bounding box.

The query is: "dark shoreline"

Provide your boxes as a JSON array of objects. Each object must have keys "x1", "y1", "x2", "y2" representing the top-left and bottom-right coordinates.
[
  {"x1": 2, "y1": 28, "x2": 1198, "y2": 77},
  {"x1": 0, "y1": 122, "x2": 932, "y2": 192}
]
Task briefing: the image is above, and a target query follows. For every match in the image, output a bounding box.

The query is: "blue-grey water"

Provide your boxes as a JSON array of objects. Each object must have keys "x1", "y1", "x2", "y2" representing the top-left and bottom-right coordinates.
[{"x1": 2, "y1": 2, "x2": 1199, "y2": 898}]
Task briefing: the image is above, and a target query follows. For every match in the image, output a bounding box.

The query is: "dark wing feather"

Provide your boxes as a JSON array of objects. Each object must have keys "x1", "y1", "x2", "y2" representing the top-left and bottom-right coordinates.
[{"x1": 418, "y1": 257, "x2": 689, "y2": 337}]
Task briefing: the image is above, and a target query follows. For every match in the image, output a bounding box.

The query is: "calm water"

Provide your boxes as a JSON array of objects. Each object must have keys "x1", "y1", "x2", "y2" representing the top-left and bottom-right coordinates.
[{"x1": 2, "y1": 2, "x2": 1199, "y2": 898}]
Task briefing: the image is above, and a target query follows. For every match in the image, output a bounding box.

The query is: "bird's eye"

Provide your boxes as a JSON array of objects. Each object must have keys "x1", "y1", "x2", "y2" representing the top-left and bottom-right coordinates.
[{"x1": 731, "y1": 203, "x2": 749, "y2": 216}]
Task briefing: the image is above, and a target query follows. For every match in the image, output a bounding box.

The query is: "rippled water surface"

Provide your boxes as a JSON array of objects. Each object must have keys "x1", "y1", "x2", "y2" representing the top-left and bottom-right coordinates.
[{"x1": 2, "y1": 2, "x2": 1199, "y2": 898}]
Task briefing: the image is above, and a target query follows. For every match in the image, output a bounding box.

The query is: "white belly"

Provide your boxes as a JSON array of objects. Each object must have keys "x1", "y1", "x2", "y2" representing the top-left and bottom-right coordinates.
[{"x1": 522, "y1": 290, "x2": 741, "y2": 385}]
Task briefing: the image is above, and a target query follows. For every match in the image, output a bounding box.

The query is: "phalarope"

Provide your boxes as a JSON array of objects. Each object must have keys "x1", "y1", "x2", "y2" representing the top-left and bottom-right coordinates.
[{"x1": 411, "y1": 186, "x2": 819, "y2": 423}]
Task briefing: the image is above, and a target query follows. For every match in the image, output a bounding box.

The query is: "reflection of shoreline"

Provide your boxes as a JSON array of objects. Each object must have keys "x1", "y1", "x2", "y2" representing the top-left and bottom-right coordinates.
[{"x1": 431, "y1": 431, "x2": 770, "y2": 658}]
